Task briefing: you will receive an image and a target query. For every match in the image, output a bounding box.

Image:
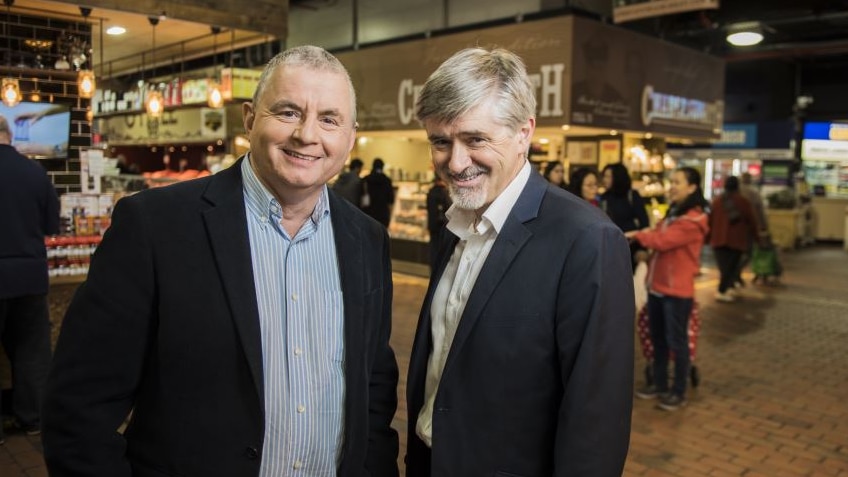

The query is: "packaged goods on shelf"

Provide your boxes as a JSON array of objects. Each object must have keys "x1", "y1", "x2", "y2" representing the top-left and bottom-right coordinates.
[{"x1": 45, "y1": 235, "x2": 102, "y2": 277}]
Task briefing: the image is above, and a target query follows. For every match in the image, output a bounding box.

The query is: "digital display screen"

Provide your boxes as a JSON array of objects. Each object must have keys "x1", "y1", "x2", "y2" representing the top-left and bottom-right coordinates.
[{"x1": 0, "y1": 101, "x2": 71, "y2": 158}]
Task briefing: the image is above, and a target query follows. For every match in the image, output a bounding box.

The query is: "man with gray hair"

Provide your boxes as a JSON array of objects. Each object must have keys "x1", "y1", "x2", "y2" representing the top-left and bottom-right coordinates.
[
  {"x1": 406, "y1": 47, "x2": 634, "y2": 476},
  {"x1": 43, "y1": 46, "x2": 399, "y2": 477}
]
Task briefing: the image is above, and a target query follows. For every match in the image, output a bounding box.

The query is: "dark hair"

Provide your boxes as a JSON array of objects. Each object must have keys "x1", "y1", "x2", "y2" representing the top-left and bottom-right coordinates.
[
  {"x1": 669, "y1": 167, "x2": 708, "y2": 218},
  {"x1": 543, "y1": 161, "x2": 561, "y2": 179},
  {"x1": 372, "y1": 158, "x2": 384, "y2": 171},
  {"x1": 602, "y1": 163, "x2": 632, "y2": 196},
  {"x1": 568, "y1": 167, "x2": 598, "y2": 198},
  {"x1": 724, "y1": 175, "x2": 740, "y2": 193},
  {"x1": 349, "y1": 158, "x2": 363, "y2": 170}
]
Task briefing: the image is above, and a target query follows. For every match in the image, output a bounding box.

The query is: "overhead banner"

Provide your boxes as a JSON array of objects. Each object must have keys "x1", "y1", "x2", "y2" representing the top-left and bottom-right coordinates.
[
  {"x1": 336, "y1": 16, "x2": 574, "y2": 132},
  {"x1": 613, "y1": 0, "x2": 720, "y2": 24},
  {"x1": 570, "y1": 16, "x2": 724, "y2": 138},
  {"x1": 337, "y1": 14, "x2": 723, "y2": 139}
]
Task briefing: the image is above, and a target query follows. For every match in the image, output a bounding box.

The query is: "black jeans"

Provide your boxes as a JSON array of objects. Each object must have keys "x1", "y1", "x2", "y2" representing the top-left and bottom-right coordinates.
[
  {"x1": 647, "y1": 294, "x2": 693, "y2": 397},
  {"x1": 713, "y1": 246, "x2": 742, "y2": 293},
  {"x1": 0, "y1": 294, "x2": 52, "y2": 435}
]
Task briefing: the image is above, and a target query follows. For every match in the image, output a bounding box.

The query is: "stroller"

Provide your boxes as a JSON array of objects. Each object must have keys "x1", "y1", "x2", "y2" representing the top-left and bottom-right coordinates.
[
  {"x1": 751, "y1": 238, "x2": 783, "y2": 285},
  {"x1": 636, "y1": 301, "x2": 701, "y2": 389}
]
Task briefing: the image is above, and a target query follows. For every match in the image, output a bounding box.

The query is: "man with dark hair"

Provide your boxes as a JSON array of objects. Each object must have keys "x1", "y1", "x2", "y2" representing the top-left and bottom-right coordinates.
[
  {"x1": 0, "y1": 114, "x2": 59, "y2": 444},
  {"x1": 333, "y1": 158, "x2": 365, "y2": 207},
  {"x1": 363, "y1": 158, "x2": 395, "y2": 227}
]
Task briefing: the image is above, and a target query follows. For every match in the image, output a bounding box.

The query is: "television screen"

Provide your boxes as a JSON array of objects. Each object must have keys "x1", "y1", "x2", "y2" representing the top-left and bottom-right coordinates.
[{"x1": 0, "y1": 101, "x2": 71, "y2": 158}]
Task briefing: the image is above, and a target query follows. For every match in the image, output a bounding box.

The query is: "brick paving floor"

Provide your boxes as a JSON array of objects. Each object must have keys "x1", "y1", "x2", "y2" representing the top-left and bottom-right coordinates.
[{"x1": 2, "y1": 245, "x2": 847, "y2": 476}]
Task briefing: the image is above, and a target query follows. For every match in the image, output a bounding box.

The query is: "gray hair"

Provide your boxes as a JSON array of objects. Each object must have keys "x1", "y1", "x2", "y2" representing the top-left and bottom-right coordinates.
[
  {"x1": 415, "y1": 47, "x2": 536, "y2": 130},
  {"x1": 252, "y1": 45, "x2": 357, "y2": 123}
]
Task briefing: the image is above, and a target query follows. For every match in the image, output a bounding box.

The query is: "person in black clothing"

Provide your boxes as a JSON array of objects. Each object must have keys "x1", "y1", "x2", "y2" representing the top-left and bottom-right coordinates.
[
  {"x1": 601, "y1": 163, "x2": 650, "y2": 271},
  {"x1": 363, "y1": 158, "x2": 395, "y2": 227},
  {"x1": 0, "y1": 114, "x2": 59, "y2": 443},
  {"x1": 425, "y1": 175, "x2": 451, "y2": 269},
  {"x1": 332, "y1": 158, "x2": 365, "y2": 208}
]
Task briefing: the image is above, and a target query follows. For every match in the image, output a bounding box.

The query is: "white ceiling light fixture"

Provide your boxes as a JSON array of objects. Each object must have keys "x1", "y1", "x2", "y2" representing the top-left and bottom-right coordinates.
[
  {"x1": 106, "y1": 26, "x2": 126, "y2": 35},
  {"x1": 726, "y1": 22, "x2": 764, "y2": 47}
]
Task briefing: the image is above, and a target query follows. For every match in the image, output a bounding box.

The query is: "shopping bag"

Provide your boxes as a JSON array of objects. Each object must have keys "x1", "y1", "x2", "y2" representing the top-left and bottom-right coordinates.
[{"x1": 751, "y1": 243, "x2": 778, "y2": 276}]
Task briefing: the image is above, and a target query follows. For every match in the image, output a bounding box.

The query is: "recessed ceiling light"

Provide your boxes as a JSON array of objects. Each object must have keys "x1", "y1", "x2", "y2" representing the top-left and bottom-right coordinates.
[
  {"x1": 106, "y1": 26, "x2": 127, "y2": 35},
  {"x1": 727, "y1": 31, "x2": 763, "y2": 46}
]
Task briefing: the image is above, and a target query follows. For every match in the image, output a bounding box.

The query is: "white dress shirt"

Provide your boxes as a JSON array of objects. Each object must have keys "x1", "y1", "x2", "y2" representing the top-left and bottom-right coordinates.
[{"x1": 416, "y1": 161, "x2": 531, "y2": 447}]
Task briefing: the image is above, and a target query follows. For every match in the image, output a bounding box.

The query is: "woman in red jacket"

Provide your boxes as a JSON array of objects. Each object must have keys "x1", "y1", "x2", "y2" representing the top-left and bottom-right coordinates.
[{"x1": 625, "y1": 167, "x2": 709, "y2": 411}]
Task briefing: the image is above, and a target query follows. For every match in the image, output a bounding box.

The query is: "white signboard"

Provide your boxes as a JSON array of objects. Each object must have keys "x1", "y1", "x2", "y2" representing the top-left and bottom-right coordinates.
[{"x1": 614, "y1": 0, "x2": 720, "y2": 24}]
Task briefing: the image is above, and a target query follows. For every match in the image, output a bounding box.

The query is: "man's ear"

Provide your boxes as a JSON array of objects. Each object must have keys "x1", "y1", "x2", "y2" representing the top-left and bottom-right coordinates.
[
  {"x1": 243, "y1": 102, "x2": 255, "y2": 135},
  {"x1": 518, "y1": 117, "x2": 536, "y2": 150}
]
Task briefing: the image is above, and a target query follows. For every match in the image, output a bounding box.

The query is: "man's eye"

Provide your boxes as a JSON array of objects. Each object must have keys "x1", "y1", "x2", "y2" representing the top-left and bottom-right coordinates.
[
  {"x1": 430, "y1": 140, "x2": 450, "y2": 150},
  {"x1": 467, "y1": 137, "x2": 486, "y2": 146},
  {"x1": 320, "y1": 116, "x2": 340, "y2": 128},
  {"x1": 279, "y1": 110, "x2": 300, "y2": 121}
]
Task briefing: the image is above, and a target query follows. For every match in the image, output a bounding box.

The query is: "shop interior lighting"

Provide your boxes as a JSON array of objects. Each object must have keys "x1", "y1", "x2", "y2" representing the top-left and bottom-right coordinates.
[
  {"x1": 76, "y1": 7, "x2": 96, "y2": 99},
  {"x1": 207, "y1": 26, "x2": 224, "y2": 108},
  {"x1": 144, "y1": 16, "x2": 163, "y2": 117},
  {"x1": 106, "y1": 26, "x2": 126, "y2": 35},
  {"x1": 561, "y1": 124, "x2": 571, "y2": 131},
  {"x1": 2, "y1": 0, "x2": 21, "y2": 108},
  {"x1": 29, "y1": 77, "x2": 40, "y2": 102},
  {"x1": 726, "y1": 22, "x2": 764, "y2": 47}
]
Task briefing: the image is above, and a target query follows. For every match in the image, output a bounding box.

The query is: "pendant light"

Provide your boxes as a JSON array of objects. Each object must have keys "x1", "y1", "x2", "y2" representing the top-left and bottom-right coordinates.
[
  {"x1": 2, "y1": 0, "x2": 21, "y2": 108},
  {"x1": 207, "y1": 26, "x2": 223, "y2": 108},
  {"x1": 144, "y1": 16, "x2": 163, "y2": 117},
  {"x1": 76, "y1": 7, "x2": 95, "y2": 98}
]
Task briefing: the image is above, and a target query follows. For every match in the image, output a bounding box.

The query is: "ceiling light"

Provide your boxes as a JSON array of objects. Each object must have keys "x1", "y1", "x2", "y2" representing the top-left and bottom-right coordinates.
[
  {"x1": 78, "y1": 70, "x2": 96, "y2": 98},
  {"x1": 1, "y1": 78, "x2": 21, "y2": 108},
  {"x1": 726, "y1": 22, "x2": 764, "y2": 47},
  {"x1": 561, "y1": 124, "x2": 571, "y2": 131},
  {"x1": 106, "y1": 26, "x2": 126, "y2": 35}
]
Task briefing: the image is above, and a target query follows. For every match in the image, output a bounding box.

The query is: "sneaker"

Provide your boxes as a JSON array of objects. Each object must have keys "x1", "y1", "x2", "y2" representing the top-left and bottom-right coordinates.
[
  {"x1": 714, "y1": 291, "x2": 736, "y2": 303},
  {"x1": 657, "y1": 393, "x2": 687, "y2": 411},
  {"x1": 25, "y1": 427, "x2": 41, "y2": 436},
  {"x1": 635, "y1": 385, "x2": 661, "y2": 399}
]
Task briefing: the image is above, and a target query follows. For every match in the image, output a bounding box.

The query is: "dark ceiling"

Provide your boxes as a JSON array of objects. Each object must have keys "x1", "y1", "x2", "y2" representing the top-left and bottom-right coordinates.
[{"x1": 619, "y1": 0, "x2": 848, "y2": 63}]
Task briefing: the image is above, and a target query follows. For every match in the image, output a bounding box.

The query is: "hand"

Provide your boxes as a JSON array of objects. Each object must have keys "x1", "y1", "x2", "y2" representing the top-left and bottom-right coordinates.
[{"x1": 623, "y1": 230, "x2": 639, "y2": 240}]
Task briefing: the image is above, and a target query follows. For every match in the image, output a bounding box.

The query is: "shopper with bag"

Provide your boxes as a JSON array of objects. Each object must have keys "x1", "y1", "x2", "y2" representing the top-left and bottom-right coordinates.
[
  {"x1": 709, "y1": 176, "x2": 760, "y2": 302},
  {"x1": 625, "y1": 167, "x2": 709, "y2": 411}
]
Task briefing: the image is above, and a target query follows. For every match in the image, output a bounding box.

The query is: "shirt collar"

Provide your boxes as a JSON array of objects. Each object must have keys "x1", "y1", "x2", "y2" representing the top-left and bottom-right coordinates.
[
  {"x1": 241, "y1": 153, "x2": 330, "y2": 225},
  {"x1": 445, "y1": 160, "x2": 531, "y2": 240}
]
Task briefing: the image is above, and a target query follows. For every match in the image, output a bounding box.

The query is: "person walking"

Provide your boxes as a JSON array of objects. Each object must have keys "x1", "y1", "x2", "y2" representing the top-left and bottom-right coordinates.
[
  {"x1": 406, "y1": 47, "x2": 634, "y2": 477},
  {"x1": 626, "y1": 167, "x2": 710, "y2": 411},
  {"x1": 42, "y1": 46, "x2": 399, "y2": 477},
  {"x1": 425, "y1": 175, "x2": 451, "y2": 270},
  {"x1": 710, "y1": 176, "x2": 760, "y2": 302},
  {"x1": 362, "y1": 158, "x2": 395, "y2": 227},
  {"x1": 0, "y1": 114, "x2": 59, "y2": 443},
  {"x1": 332, "y1": 157, "x2": 365, "y2": 208}
]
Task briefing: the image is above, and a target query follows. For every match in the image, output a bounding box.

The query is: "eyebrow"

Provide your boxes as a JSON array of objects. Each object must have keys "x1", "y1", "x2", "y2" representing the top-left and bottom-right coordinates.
[{"x1": 428, "y1": 130, "x2": 488, "y2": 141}]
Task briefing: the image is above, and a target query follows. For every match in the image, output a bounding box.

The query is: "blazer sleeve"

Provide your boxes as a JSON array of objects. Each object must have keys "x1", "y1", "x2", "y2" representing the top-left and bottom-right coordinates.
[
  {"x1": 365, "y1": 229, "x2": 400, "y2": 477},
  {"x1": 554, "y1": 221, "x2": 634, "y2": 476},
  {"x1": 42, "y1": 196, "x2": 155, "y2": 477}
]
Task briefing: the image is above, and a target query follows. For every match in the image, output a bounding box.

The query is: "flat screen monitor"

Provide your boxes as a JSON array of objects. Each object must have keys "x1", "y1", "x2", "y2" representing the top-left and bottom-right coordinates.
[{"x1": 0, "y1": 101, "x2": 71, "y2": 158}]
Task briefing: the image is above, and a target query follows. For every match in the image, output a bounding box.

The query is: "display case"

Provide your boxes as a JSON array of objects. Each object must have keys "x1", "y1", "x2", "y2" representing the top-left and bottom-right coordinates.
[{"x1": 389, "y1": 181, "x2": 430, "y2": 242}]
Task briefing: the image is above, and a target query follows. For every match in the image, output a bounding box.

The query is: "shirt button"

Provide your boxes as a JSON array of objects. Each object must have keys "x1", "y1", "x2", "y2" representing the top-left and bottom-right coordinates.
[
  {"x1": 291, "y1": 293, "x2": 298, "y2": 301},
  {"x1": 293, "y1": 460, "x2": 303, "y2": 469},
  {"x1": 297, "y1": 404, "x2": 306, "y2": 413},
  {"x1": 245, "y1": 447, "x2": 259, "y2": 459},
  {"x1": 260, "y1": 216, "x2": 268, "y2": 223},
  {"x1": 294, "y1": 347, "x2": 303, "y2": 356}
]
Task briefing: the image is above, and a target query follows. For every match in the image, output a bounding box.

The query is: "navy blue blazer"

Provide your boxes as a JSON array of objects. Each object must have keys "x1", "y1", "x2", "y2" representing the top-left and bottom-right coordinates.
[
  {"x1": 43, "y1": 159, "x2": 399, "y2": 477},
  {"x1": 406, "y1": 170, "x2": 634, "y2": 477},
  {"x1": 0, "y1": 144, "x2": 59, "y2": 298}
]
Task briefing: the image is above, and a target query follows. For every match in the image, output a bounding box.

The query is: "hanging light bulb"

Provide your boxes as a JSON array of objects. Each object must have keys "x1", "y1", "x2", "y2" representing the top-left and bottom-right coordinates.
[
  {"x1": 78, "y1": 70, "x2": 96, "y2": 98},
  {"x1": 2, "y1": 78, "x2": 21, "y2": 107},
  {"x1": 208, "y1": 81, "x2": 223, "y2": 108},
  {"x1": 146, "y1": 89, "x2": 164, "y2": 117}
]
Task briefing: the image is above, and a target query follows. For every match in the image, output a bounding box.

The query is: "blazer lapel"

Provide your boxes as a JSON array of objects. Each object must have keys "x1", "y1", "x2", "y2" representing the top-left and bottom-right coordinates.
[
  {"x1": 328, "y1": 193, "x2": 367, "y2": 406},
  {"x1": 442, "y1": 171, "x2": 548, "y2": 374},
  {"x1": 201, "y1": 159, "x2": 265, "y2": 407}
]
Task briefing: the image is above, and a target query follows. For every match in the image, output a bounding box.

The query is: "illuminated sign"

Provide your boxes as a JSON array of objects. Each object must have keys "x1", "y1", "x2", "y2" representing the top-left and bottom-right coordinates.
[{"x1": 641, "y1": 85, "x2": 723, "y2": 133}]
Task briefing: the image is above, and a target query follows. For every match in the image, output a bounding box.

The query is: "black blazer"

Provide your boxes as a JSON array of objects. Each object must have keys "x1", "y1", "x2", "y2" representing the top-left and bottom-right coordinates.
[
  {"x1": 43, "y1": 159, "x2": 399, "y2": 477},
  {"x1": 406, "y1": 171, "x2": 634, "y2": 477}
]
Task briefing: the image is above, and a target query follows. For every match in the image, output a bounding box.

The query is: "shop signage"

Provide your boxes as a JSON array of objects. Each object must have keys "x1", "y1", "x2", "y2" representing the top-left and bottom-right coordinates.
[
  {"x1": 337, "y1": 15, "x2": 723, "y2": 140},
  {"x1": 613, "y1": 0, "x2": 720, "y2": 24},
  {"x1": 803, "y1": 121, "x2": 848, "y2": 141},
  {"x1": 570, "y1": 16, "x2": 724, "y2": 138},
  {"x1": 713, "y1": 123, "x2": 758, "y2": 148},
  {"x1": 221, "y1": 68, "x2": 262, "y2": 101},
  {"x1": 802, "y1": 138, "x2": 848, "y2": 161},
  {"x1": 96, "y1": 106, "x2": 228, "y2": 145}
]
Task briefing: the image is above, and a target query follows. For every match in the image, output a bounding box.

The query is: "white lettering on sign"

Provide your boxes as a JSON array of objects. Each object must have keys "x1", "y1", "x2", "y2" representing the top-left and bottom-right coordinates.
[
  {"x1": 719, "y1": 130, "x2": 747, "y2": 145},
  {"x1": 396, "y1": 63, "x2": 566, "y2": 125}
]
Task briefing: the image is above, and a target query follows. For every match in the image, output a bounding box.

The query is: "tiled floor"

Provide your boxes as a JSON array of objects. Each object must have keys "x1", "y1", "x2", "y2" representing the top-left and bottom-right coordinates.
[{"x1": 3, "y1": 245, "x2": 847, "y2": 476}]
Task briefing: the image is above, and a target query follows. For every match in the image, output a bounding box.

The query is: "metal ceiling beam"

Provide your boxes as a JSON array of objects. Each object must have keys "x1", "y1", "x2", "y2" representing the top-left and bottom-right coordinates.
[{"x1": 45, "y1": 0, "x2": 290, "y2": 36}]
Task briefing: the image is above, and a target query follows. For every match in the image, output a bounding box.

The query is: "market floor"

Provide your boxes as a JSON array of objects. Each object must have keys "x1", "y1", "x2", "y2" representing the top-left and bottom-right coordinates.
[{"x1": 2, "y1": 245, "x2": 847, "y2": 476}]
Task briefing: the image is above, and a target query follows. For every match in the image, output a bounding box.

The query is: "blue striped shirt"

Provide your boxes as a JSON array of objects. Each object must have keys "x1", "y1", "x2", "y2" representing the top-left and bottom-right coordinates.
[{"x1": 241, "y1": 157, "x2": 345, "y2": 476}]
